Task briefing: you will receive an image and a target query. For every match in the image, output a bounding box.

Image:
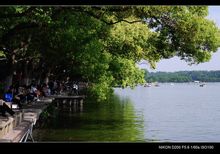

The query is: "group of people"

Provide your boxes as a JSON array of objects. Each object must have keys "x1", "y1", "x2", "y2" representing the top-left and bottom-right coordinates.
[
  {"x1": 0, "y1": 81, "x2": 51, "y2": 117},
  {"x1": 0, "y1": 80, "x2": 80, "y2": 117},
  {"x1": 47, "y1": 80, "x2": 79, "y2": 96}
]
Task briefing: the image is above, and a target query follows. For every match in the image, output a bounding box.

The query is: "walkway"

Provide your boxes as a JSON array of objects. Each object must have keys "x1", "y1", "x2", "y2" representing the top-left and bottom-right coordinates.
[{"x1": 0, "y1": 98, "x2": 53, "y2": 142}]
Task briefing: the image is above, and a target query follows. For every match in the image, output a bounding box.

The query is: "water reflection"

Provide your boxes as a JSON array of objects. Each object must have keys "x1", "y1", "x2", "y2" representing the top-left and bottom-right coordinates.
[
  {"x1": 54, "y1": 99, "x2": 84, "y2": 113},
  {"x1": 115, "y1": 83, "x2": 220, "y2": 142},
  {"x1": 33, "y1": 95, "x2": 145, "y2": 142}
]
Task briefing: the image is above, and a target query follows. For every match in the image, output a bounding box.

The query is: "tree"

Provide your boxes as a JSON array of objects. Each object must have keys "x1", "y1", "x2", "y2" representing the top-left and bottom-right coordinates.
[{"x1": 0, "y1": 6, "x2": 219, "y2": 101}]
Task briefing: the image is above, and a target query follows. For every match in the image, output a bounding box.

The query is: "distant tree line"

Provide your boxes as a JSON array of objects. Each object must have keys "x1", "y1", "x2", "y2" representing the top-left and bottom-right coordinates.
[{"x1": 144, "y1": 70, "x2": 220, "y2": 82}]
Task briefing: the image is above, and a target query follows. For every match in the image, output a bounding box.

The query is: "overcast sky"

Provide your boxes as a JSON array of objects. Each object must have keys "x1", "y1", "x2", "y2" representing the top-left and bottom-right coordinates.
[{"x1": 139, "y1": 6, "x2": 220, "y2": 72}]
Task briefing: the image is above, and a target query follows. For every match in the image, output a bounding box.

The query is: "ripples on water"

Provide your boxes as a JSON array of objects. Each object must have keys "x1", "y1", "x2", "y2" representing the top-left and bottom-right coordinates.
[
  {"x1": 33, "y1": 83, "x2": 220, "y2": 142},
  {"x1": 115, "y1": 82, "x2": 220, "y2": 142}
]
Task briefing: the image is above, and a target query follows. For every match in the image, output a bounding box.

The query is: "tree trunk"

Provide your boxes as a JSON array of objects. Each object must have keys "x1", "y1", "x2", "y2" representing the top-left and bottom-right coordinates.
[
  {"x1": 4, "y1": 55, "x2": 16, "y2": 91},
  {"x1": 21, "y1": 61, "x2": 31, "y2": 86},
  {"x1": 45, "y1": 72, "x2": 50, "y2": 84},
  {"x1": 4, "y1": 75, "x2": 13, "y2": 91},
  {"x1": 3, "y1": 49, "x2": 20, "y2": 92}
]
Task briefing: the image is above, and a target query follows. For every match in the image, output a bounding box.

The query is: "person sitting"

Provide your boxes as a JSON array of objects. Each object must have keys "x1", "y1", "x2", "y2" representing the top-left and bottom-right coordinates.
[
  {"x1": 30, "y1": 84, "x2": 39, "y2": 102},
  {"x1": 4, "y1": 90, "x2": 13, "y2": 102},
  {"x1": 4, "y1": 86, "x2": 23, "y2": 109},
  {"x1": 25, "y1": 88, "x2": 34, "y2": 103},
  {"x1": 0, "y1": 99, "x2": 15, "y2": 117},
  {"x1": 12, "y1": 87, "x2": 26, "y2": 109},
  {"x1": 42, "y1": 83, "x2": 51, "y2": 97},
  {"x1": 18, "y1": 86, "x2": 28, "y2": 104}
]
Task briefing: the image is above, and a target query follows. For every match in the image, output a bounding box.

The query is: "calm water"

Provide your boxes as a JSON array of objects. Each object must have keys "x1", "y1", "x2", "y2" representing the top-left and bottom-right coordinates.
[{"x1": 33, "y1": 83, "x2": 220, "y2": 142}]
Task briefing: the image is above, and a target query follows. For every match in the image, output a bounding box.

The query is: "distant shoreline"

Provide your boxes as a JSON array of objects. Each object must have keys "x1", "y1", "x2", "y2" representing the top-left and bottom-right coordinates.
[
  {"x1": 147, "y1": 82, "x2": 220, "y2": 83},
  {"x1": 144, "y1": 70, "x2": 220, "y2": 83}
]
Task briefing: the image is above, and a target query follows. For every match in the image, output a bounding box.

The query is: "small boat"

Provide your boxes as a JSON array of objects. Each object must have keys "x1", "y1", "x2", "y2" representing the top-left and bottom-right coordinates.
[
  {"x1": 144, "y1": 83, "x2": 151, "y2": 87},
  {"x1": 199, "y1": 84, "x2": 206, "y2": 87},
  {"x1": 155, "y1": 84, "x2": 160, "y2": 87},
  {"x1": 153, "y1": 82, "x2": 159, "y2": 87},
  {"x1": 194, "y1": 80, "x2": 200, "y2": 83}
]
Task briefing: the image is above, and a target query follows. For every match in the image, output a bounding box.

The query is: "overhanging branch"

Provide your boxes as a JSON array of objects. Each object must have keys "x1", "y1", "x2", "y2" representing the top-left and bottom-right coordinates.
[
  {"x1": 0, "y1": 7, "x2": 35, "y2": 19},
  {"x1": 83, "y1": 9, "x2": 143, "y2": 25}
]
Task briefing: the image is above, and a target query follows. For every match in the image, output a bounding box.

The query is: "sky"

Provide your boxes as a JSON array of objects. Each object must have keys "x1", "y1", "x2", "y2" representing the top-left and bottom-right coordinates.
[{"x1": 139, "y1": 6, "x2": 220, "y2": 72}]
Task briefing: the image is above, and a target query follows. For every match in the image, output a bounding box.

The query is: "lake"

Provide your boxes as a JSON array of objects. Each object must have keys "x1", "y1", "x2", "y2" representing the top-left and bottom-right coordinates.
[{"x1": 33, "y1": 82, "x2": 220, "y2": 142}]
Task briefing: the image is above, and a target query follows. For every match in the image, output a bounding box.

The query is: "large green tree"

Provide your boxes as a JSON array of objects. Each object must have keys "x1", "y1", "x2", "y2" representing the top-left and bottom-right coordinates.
[{"x1": 0, "y1": 6, "x2": 219, "y2": 101}]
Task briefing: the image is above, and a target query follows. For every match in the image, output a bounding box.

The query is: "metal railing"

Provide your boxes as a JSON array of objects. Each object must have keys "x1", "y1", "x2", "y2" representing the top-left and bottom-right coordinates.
[{"x1": 19, "y1": 122, "x2": 34, "y2": 143}]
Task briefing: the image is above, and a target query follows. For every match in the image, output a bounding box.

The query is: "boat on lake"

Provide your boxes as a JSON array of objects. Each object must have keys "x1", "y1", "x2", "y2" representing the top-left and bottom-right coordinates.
[
  {"x1": 199, "y1": 83, "x2": 206, "y2": 87},
  {"x1": 144, "y1": 83, "x2": 152, "y2": 87},
  {"x1": 155, "y1": 83, "x2": 160, "y2": 87}
]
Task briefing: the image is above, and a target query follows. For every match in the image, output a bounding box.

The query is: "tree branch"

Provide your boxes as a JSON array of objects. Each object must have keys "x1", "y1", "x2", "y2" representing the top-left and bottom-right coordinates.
[
  {"x1": 91, "y1": 6, "x2": 131, "y2": 12},
  {"x1": 76, "y1": 8, "x2": 143, "y2": 25},
  {"x1": 0, "y1": 7, "x2": 35, "y2": 19},
  {"x1": 110, "y1": 19, "x2": 143, "y2": 25}
]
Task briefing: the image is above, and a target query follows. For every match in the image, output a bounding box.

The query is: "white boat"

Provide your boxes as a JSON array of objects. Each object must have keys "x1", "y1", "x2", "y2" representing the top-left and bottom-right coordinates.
[
  {"x1": 194, "y1": 80, "x2": 200, "y2": 83},
  {"x1": 144, "y1": 83, "x2": 152, "y2": 87}
]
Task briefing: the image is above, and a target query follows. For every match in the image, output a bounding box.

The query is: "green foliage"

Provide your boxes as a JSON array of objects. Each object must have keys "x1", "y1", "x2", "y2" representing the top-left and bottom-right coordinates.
[
  {"x1": 110, "y1": 57, "x2": 145, "y2": 88},
  {"x1": 0, "y1": 50, "x2": 6, "y2": 57},
  {"x1": 0, "y1": 6, "x2": 220, "y2": 101},
  {"x1": 145, "y1": 70, "x2": 220, "y2": 83}
]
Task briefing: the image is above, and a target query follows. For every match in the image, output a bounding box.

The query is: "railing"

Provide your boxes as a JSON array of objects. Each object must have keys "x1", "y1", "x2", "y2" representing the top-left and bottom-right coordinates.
[{"x1": 19, "y1": 122, "x2": 34, "y2": 142}]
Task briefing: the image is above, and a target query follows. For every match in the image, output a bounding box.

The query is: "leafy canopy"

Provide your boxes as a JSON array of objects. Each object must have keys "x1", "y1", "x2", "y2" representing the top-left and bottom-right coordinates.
[{"x1": 0, "y1": 6, "x2": 219, "y2": 101}]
